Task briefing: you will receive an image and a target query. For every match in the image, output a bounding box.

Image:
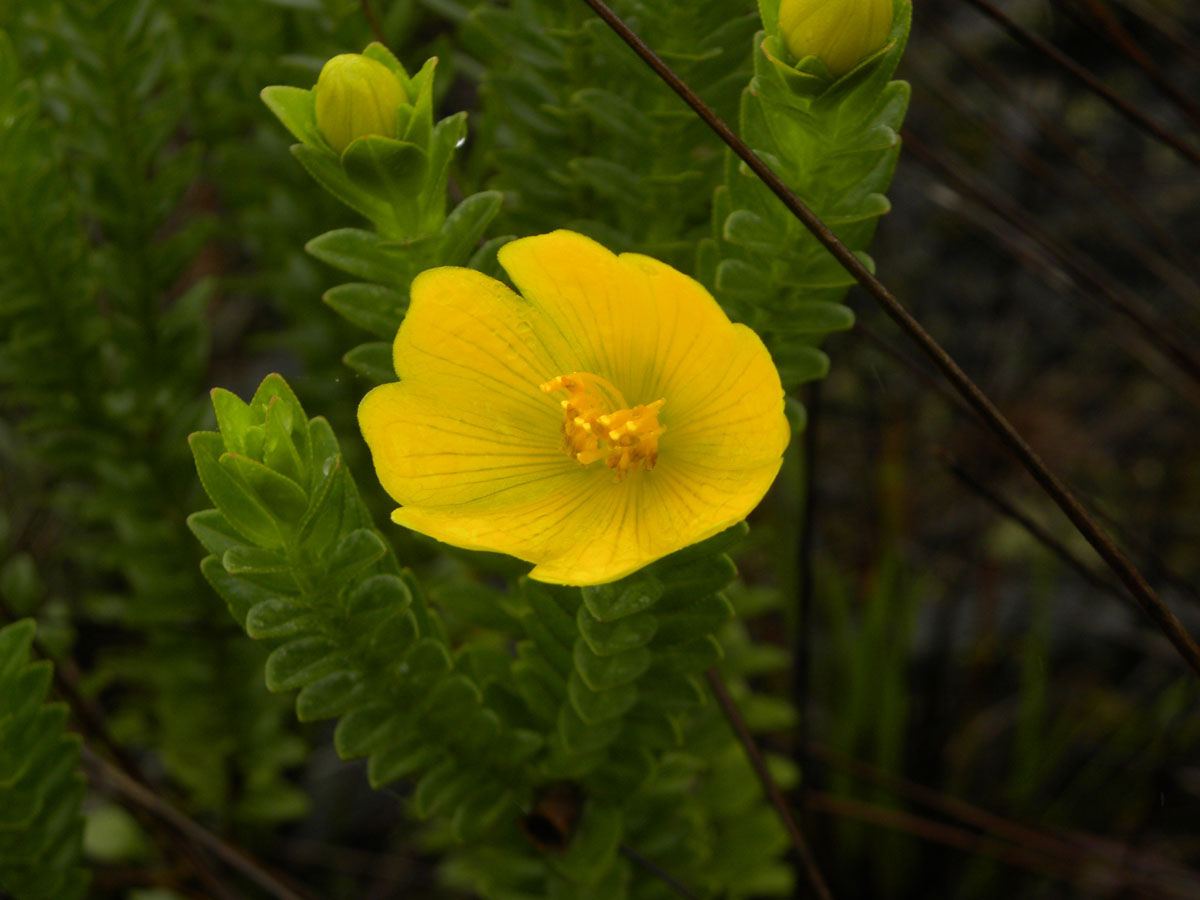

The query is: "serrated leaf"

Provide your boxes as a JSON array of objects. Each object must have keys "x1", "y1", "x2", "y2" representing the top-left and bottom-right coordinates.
[
  {"x1": 342, "y1": 137, "x2": 429, "y2": 237},
  {"x1": 343, "y1": 342, "x2": 394, "y2": 383},
  {"x1": 323, "y1": 282, "x2": 406, "y2": 338},
  {"x1": 783, "y1": 301, "x2": 855, "y2": 334},
  {"x1": 296, "y1": 671, "x2": 365, "y2": 722},
  {"x1": 368, "y1": 739, "x2": 438, "y2": 787},
  {"x1": 305, "y1": 228, "x2": 417, "y2": 288},
  {"x1": 576, "y1": 608, "x2": 657, "y2": 657},
  {"x1": 581, "y1": 575, "x2": 663, "y2": 622},
  {"x1": 567, "y1": 671, "x2": 637, "y2": 725},
  {"x1": 245, "y1": 598, "x2": 316, "y2": 639},
  {"x1": 186, "y1": 509, "x2": 244, "y2": 558},
  {"x1": 328, "y1": 529, "x2": 387, "y2": 585},
  {"x1": 190, "y1": 432, "x2": 283, "y2": 549},
  {"x1": 778, "y1": 347, "x2": 830, "y2": 387},
  {"x1": 414, "y1": 760, "x2": 475, "y2": 818},
  {"x1": 573, "y1": 641, "x2": 650, "y2": 691},
  {"x1": 656, "y1": 635, "x2": 723, "y2": 674},
  {"x1": 264, "y1": 637, "x2": 340, "y2": 691},
  {"x1": 219, "y1": 453, "x2": 309, "y2": 525},
  {"x1": 260, "y1": 85, "x2": 321, "y2": 146},
  {"x1": 200, "y1": 555, "x2": 275, "y2": 627},
  {"x1": 334, "y1": 703, "x2": 407, "y2": 758},
  {"x1": 292, "y1": 145, "x2": 396, "y2": 228},
  {"x1": 440, "y1": 191, "x2": 503, "y2": 265}
]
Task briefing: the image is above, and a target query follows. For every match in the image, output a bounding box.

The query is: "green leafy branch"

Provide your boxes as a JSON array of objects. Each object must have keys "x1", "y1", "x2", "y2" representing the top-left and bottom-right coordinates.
[
  {"x1": 700, "y1": 0, "x2": 912, "y2": 389},
  {"x1": 0, "y1": 619, "x2": 88, "y2": 900}
]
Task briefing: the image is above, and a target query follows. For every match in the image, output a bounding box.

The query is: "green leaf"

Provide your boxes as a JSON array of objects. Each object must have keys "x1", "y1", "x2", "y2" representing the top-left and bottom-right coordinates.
[
  {"x1": 305, "y1": 228, "x2": 417, "y2": 289},
  {"x1": 581, "y1": 574, "x2": 664, "y2": 622},
  {"x1": 296, "y1": 671, "x2": 366, "y2": 722},
  {"x1": 328, "y1": 529, "x2": 388, "y2": 585},
  {"x1": 245, "y1": 598, "x2": 316, "y2": 640},
  {"x1": 343, "y1": 342, "x2": 394, "y2": 383},
  {"x1": 368, "y1": 740, "x2": 439, "y2": 788},
  {"x1": 414, "y1": 760, "x2": 476, "y2": 818},
  {"x1": 576, "y1": 608, "x2": 657, "y2": 657},
  {"x1": 264, "y1": 637, "x2": 341, "y2": 692},
  {"x1": 186, "y1": 510, "x2": 244, "y2": 558},
  {"x1": 778, "y1": 347, "x2": 831, "y2": 386},
  {"x1": 571, "y1": 88, "x2": 653, "y2": 144},
  {"x1": 222, "y1": 546, "x2": 298, "y2": 594},
  {"x1": 334, "y1": 703, "x2": 407, "y2": 758},
  {"x1": 573, "y1": 641, "x2": 651, "y2": 691},
  {"x1": 440, "y1": 191, "x2": 503, "y2": 266},
  {"x1": 551, "y1": 802, "x2": 623, "y2": 883},
  {"x1": 210, "y1": 387, "x2": 255, "y2": 456},
  {"x1": 199, "y1": 555, "x2": 273, "y2": 627},
  {"x1": 656, "y1": 635, "x2": 723, "y2": 674},
  {"x1": 190, "y1": 432, "x2": 283, "y2": 549},
  {"x1": 292, "y1": 144, "x2": 396, "y2": 228},
  {"x1": 567, "y1": 672, "x2": 638, "y2": 724},
  {"x1": 323, "y1": 282, "x2": 406, "y2": 338},
  {"x1": 783, "y1": 301, "x2": 856, "y2": 334},
  {"x1": 341, "y1": 137, "x2": 430, "y2": 237},
  {"x1": 260, "y1": 85, "x2": 322, "y2": 147},
  {"x1": 218, "y1": 454, "x2": 309, "y2": 525}
]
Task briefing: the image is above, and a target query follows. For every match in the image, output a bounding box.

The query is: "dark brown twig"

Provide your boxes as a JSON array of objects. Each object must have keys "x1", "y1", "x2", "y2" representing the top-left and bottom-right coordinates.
[
  {"x1": 962, "y1": 0, "x2": 1200, "y2": 169},
  {"x1": 579, "y1": 0, "x2": 1200, "y2": 678},
  {"x1": 927, "y1": 17, "x2": 1198, "y2": 281},
  {"x1": 935, "y1": 450, "x2": 1125, "y2": 600},
  {"x1": 619, "y1": 844, "x2": 699, "y2": 899},
  {"x1": 793, "y1": 382, "x2": 821, "y2": 900},
  {"x1": 902, "y1": 127, "x2": 1200, "y2": 390},
  {"x1": 705, "y1": 668, "x2": 835, "y2": 900},
  {"x1": 1073, "y1": 0, "x2": 1200, "y2": 132},
  {"x1": 361, "y1": 0, "x2": 386, "y2": 45},
  {"x1": 83, "y1": 745, "x2": 311, "y2": 900}
]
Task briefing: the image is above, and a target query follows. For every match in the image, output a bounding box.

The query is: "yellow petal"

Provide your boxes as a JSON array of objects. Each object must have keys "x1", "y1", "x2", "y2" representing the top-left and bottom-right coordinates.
[{"x1": 359, "y1": 231, "x2": 791, "y2": 586}]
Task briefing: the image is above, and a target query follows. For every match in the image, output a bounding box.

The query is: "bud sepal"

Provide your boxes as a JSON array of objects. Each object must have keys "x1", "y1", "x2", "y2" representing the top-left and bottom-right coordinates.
[
  {"x1": 757, "y1": 0, "x2": 910, "y2": 96},
  {"x1": 260, "y1": 45, "x2": 458, "y2": 239}
]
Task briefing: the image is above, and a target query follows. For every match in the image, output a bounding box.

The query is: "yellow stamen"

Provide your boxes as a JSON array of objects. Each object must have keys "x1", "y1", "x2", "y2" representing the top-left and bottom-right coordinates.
[{"x1": 540, "y1": 373, "x2": 666, "y2": 482}]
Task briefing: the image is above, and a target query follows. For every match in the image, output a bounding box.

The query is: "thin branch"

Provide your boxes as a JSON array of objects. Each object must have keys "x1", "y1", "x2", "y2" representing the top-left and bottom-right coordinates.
[
  {"x1": 705, "y1": 668, "x2": 835, "y2": 900},
  {"x1": 805, "y1": 740, "x2": 1200, "y2": 890},
  {"x1": 578, "y1": 0, "x2": 1200, "y2": 678},
  {"x1": 361, "y1": 0, "x2": 386, "y2": 45},
  {"x1": 619, "y1": 844, "x2": 699, "y2": 899},
  {"x1": 906, "y1": 50, "x2": 1200, "y2": 309},
  {"x1": 935, "y1": 449, "x2": 1125, "y2": 600},
  {"x1": 0, "y1": 600, "x2": 249, "y2": 900},
  {"x1": 1072, "y1": 0, "x2": 1200, "y2": 133},
  {"x1": 902, "y1": 126, "x2": 1200, "y2": 390},
  {"x1": 793, "y1": 381, "x2": 821, "y2": 900},
  {"x1": 926, "y1": 16, "x2": 1198, "y2": 281},
  {"x1": 82, "y1": 745, "x2": 312, "y2": 900},
  {"x1": 962, "y1": 0, "x2": 1200, "y2": 169}
]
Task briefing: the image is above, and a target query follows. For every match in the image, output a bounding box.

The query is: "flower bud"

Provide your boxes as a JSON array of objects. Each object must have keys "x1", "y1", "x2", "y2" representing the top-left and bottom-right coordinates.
[
  {"x1": 314, "y1": 53, "x2": 408, "y2": 154},
  {"x1": 777, "y1": 0, "x2": 894, "y2": 78}
]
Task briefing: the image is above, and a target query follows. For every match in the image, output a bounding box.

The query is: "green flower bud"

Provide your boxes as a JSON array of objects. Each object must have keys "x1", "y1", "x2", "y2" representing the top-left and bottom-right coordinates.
[
  {"x1": 314, "y1": 53, "x2": 408, "y2": 154},
  {"x1": 778, "y1": 0, "x2": 894, "y2": 77}
]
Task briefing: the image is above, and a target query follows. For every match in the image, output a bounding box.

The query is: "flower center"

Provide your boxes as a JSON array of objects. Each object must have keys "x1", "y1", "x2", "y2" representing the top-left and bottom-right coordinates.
[{"x1": 540, "y1": 373, "x2": 666, "y2": 482}]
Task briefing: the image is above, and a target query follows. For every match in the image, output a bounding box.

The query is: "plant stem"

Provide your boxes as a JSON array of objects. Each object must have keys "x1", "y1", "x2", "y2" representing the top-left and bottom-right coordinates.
[{"x1": 705, "y1": 668, "x2": 835, "y2": 900}]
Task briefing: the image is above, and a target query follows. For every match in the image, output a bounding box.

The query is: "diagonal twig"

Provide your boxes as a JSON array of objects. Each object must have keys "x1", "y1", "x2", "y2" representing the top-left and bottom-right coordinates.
[
  {"x1": 706, "y1": 668, "x2": 835, "y2": 900},
  {"x1": 578, "y1": 0, "x2": 1200, "y2": 678},
  {"x1": 962, "y1": 0, "x2": 1200, "y2": 169},
  {"x1": 83, "y1": 745, "x2": 311, "y2": 900}
]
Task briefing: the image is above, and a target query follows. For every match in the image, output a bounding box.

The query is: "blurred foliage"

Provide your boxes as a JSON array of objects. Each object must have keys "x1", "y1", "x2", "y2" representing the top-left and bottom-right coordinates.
[{"x1": 1, "y1": 0, "x2": 1200, "y2": 898}]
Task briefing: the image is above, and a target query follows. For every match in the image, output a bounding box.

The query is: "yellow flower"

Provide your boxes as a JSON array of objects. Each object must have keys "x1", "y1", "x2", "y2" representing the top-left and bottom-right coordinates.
[
  {"x1": 778, "y1": 0, "x2": 894, "y2": 77},
  {"x1": 358, "y1": 231, "x2": 790, "y2": 586},
  {"x1": 314, "y1": 53, "x2": 408, "y2": 154}
]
